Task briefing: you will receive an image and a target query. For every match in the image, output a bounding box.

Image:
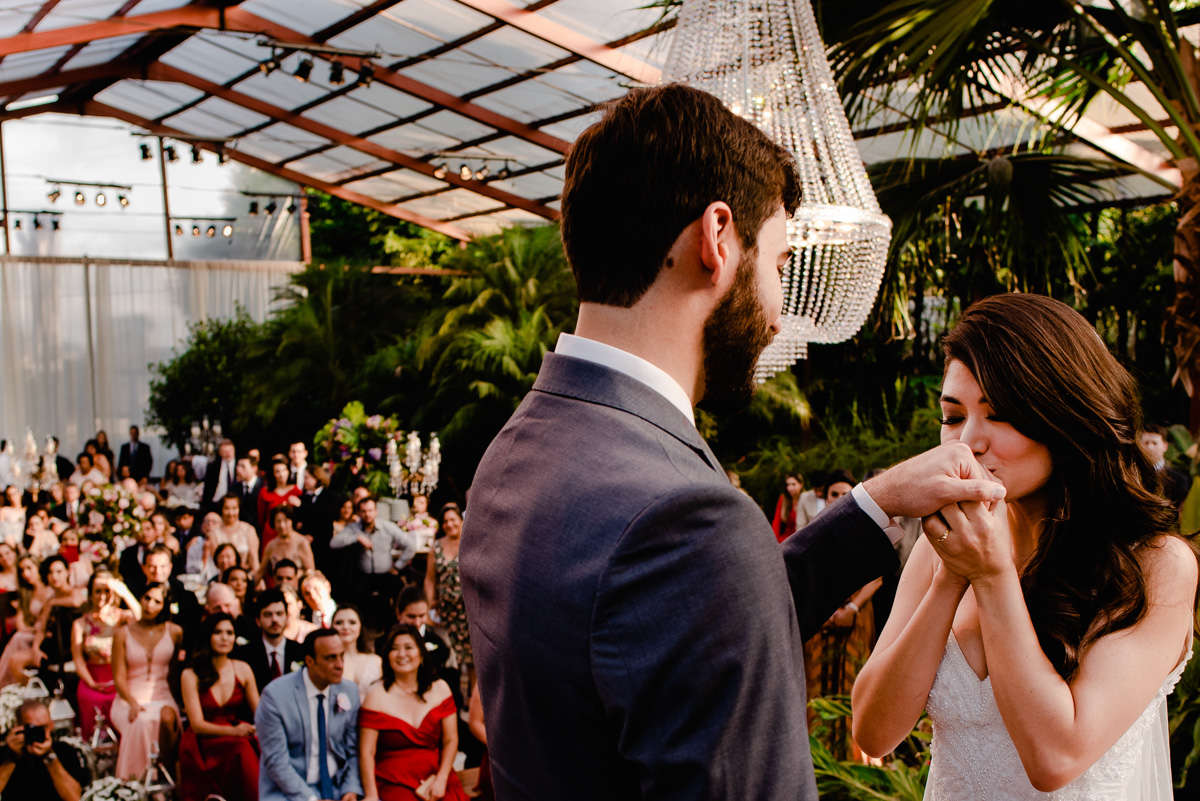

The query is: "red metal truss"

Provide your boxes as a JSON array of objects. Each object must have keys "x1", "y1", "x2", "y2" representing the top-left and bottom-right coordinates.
[
  {"x1": 84, "y1": 100, "x2": 473, "y2": 241},
  {"x1": 0, "y1": 6, "x2": 571, "y2": 156},
  {"x1": 145, "y1": 62, "x2": 559, "y2": 220},
  {"x1": 0, "y1": 63, "x2": 136, "y2": 98},
  {"x1": 450, "y1": 0, "x2": 662, "y2": 85}
]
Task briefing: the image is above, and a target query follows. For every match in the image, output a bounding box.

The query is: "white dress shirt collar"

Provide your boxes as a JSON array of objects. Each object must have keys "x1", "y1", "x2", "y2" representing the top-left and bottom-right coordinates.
[{"x1": 555, "y1": 333, "x2": 695, "y2": 426}]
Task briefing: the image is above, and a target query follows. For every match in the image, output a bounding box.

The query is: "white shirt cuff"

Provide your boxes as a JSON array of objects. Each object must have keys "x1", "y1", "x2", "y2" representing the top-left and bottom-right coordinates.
[{"x1": 851, "y1": 483, "x2": 890, "y2": 531}]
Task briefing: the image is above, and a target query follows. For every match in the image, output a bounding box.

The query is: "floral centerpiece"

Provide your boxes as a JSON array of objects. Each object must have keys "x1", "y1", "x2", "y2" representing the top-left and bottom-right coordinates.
[
  {"x1": 313, "y1": 402, "x2": 400, "y2": 497},
  {"x1": 81, "y1": 483, "x2": 145, "y2": 547}
]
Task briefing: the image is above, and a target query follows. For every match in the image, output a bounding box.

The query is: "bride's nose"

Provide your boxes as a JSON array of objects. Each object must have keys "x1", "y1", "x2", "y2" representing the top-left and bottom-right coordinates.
[{"x1": 958, "y1": 415, "x2": 989, "y2": 457}]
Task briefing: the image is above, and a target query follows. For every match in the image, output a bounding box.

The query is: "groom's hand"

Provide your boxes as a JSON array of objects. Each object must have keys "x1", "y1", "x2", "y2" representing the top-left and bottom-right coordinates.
[{"x1": 863, "y1": 442, "x2": 1004, "y2": 520}]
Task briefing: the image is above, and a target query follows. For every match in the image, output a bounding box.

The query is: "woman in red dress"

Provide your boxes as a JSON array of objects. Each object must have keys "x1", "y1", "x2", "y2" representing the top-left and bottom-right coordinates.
[
  {"x1": 360, "y1": 624, "x2": 467, "y2": 801},
  {"x1": 771, "y1": 473, "x2": 802, "y2": 542},
  {"x1": 257, "y1": 457, "x2": 301, "y2": 553},
  {"x1": 178, "y1": 612, "x2": 260, "y2": 801}
]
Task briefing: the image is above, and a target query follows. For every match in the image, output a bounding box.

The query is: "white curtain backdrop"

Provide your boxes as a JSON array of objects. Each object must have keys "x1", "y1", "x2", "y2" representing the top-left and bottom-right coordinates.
[{"x1": 0, "y1": 256, "x2": 299, "y2": 474}]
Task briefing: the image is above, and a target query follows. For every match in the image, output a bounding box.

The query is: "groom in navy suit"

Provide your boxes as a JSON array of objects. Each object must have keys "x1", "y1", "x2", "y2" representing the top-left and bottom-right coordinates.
[
  {"x1": 256, "y1": 629, "x2": 361, "y2": 801},
  {"x1": 461, "y1": 84, "x2": 1005, "y2": 801}
]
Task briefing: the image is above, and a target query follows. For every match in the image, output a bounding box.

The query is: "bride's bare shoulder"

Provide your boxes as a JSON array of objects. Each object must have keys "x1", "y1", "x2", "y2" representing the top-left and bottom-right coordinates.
[{"x1": 1140, "y1": 534, "x2": 1198, "y2": 605}]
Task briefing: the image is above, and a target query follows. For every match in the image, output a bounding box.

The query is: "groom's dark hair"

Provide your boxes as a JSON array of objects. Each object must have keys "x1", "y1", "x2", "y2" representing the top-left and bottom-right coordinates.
[{"x1": 560, "y1": 83, "x2": 801, "y2": 308}]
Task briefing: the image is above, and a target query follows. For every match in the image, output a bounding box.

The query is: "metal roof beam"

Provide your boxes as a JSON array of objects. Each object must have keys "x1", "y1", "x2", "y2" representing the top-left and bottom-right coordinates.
[
  {"x1": 83, "y1": 100, "x2": 473, "y2": 240},
  {"x1": 0, "y1": 63, "x2": 137, "y2": 98},
  {"x1": 147, "y1": 62, "x2": 559, "y2": 220},
  {"x1": 0, "y1": 6, "x2": 222, "y2": 57},
  {"x1": 449, "y1": 0, "x2": 661, "y2": 85}
]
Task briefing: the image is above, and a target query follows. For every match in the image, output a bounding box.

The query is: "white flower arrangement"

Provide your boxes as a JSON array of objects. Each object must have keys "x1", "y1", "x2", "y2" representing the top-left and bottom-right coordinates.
[
  {"x1": 81, "y1": 775, "x2": 146, "y2": 801},
  {"x1": 0, "y1": 677, "x2": 49, "y2": 733}
]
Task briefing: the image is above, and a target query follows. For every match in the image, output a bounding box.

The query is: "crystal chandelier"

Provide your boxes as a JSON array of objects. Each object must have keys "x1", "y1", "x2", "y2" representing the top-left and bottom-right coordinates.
[
  {"x1": 386, "y1": 431, "x2": 441, "y2": 497},
  {"x1": 664, "y1": 0, "x2": 892, "y2": 381}
]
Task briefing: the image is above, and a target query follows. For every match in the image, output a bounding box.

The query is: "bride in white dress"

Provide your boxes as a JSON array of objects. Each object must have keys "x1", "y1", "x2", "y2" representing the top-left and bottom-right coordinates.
[{"x1": 851, "y1": 294, "x2": 1198, "y2": 800}]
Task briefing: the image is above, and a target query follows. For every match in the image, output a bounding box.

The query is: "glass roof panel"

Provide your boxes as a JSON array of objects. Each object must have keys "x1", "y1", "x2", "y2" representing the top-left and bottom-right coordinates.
[
  {"x1": 399, "y1": 52, "x2": 500, "y2": 97},
  {"x1": 93, "y1": 80, "x2": 206, "y2": 120},
  {"x1": 402, "y1": 187, "x2": 498, "y2": 218},
  {"x1": 36, "y1": 0, "x2": 137, "y2": 30},
  {"x1": 410, "y1": 109, "x2": 493, "y2": 142},
  {"x1": 376, "y1": 0, "x2": 493, "y2": 47},
  {"x1": 0, "y1": 46, "x2": 75, "y2": 81},
  {"x1": 58, "y1": 34, "x2": 146, "y2": 72},
  {"x1": 239, "y1": 0, "x2": 369, "y2": 38},
  {"x1": 342, "y1": 81, "x2": 433, "y2": 119},
  {"x1": 538, "y1": 0, "x2": 662, "y2": 47},
  {"x1": 165, "y1": 96, "x2": 274, "y2": 138},
  {"x1": 234, "y1": 122, "x2": 333, "y2": 163},
  {"x1": 284, "y1": 147, "x2": 386, "y2": 182},
  {"x1": 236, "y1": 62, "x2": 341, "y2": 110},
  {"x1": 457, "y1": 217, "x2": 503, "y2": 236},
  {"x1": 159, "y1": 35, "x2": 260, "y2": 86},
  {"x1": 325, "y1": 13, "x2": 441, "y2": 56},
  {"x1": 369, "y1": 124, "x2": 463, "y2": 157},
  {"x1": 342, "y1": 168, "x2": 446, "y2": 197},
  {"x1": 304, "y1": 94, "x2": 399, "y2": 133},
  {"x1": 540, "y1": 110, "x2": 600, "y2": 141},
  {"x1": 124, "y1": 0, "x2": 195, "y2": 13},
  {"x1": 459, "y1": 25, "x2": 571, "y2": 69},
  {"x1": 491, "y1": 208, "x2": 548, "y2": 226},
  {"x1": 0, "y1": 7, "x2": 31, "y2": 39},
  {"x1": 615, "y1": 27, "x2": 673, "y2": 67},
  {"x1": 472, "y1": 76, "x2": 587, "y2": 123},
  {"x1": 489, "y1": 170, "x2": 562, "y2": 198},
  {"x1": 537, "y1": 59, "x2": 628, "y2": 103},
  {"x1": 467, "y1": 135, "x2": 562, "y2": 166}
]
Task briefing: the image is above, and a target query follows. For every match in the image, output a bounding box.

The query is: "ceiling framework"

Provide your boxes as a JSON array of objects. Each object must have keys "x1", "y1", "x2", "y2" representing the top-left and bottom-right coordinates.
[{"x1": 0, "y1": 0, "x2": 1181, "y2": 240}]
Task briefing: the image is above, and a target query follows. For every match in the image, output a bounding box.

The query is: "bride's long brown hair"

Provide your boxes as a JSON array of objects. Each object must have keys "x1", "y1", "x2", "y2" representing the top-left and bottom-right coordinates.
[{"x1": 944, "y1": 293, "x2": 1178, "y2": 680}]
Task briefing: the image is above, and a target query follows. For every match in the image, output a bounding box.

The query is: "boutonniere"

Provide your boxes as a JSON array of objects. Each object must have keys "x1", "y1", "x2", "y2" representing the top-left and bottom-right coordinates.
[
  {"x1": 170, "y1": 602, "x2": 179, "y2": 615},
  {"x1": 289, "y1": 660, "x2": 303, "y2": 673},
  {"x1": 235, "y1": 636, "x2": 248, "y2": 646},
  {"x1": 424, "y1": 641, "x2": 437, "y2": 652},
  {"x1": 336, "y1": 692, "x2": 351, "y2": 712}
]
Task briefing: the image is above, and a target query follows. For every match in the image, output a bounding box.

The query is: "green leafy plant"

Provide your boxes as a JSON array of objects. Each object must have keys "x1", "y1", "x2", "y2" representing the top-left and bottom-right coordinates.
[
  {"x1": 312, "y1": 402, "x2": 401, "y2": 497},
  {"x1": 809, "y1": 695, "x2": 930, "y2": 801}
]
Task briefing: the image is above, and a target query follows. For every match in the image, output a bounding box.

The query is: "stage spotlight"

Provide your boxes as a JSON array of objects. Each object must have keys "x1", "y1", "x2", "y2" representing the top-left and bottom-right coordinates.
[
  {"x1": 164, "y1": 145, "x2": 178, "y2": 162},
  {"x1": 217, "y1": 150, "x2": 228, "y2": 166},
  {"x1": 118, "y1": 194, "x2": 130, "y2": 208},
  {"x1": 191, "y1": 145, "x2": 202, "y2": 164},
  {"x1": 357, "y1": 66, "x2": 373, "y2": 87},
  {"x1": 498, "y1": 163, "x2": 511, "y2": 180},
  {"x1": 192, "y1": 225, "x2": 201, "y2": 237},
  {"x1": 265, "y1": 200, "x2": 278, "y2": 215},
  {"x1": 174, "y1": 224, "x2": 183, "y2": 236},
  {"x1": 74, "y1": 191, "x2": 85, "y2": 205},
  {"x1": 249, "y1": 201, "x2": 259, "y2": 216},
  {"x1": 459, "y1": 164, "x2": 472, "y2": 181},
  {"x1": 140, "y1": 144, "x2": 153, "y2": 160},
  {"x1": 47, "y1": 188, "x2": 60, "y2": 203},
  {"x1": 221, "y1": 224, "x2": 234, "y2": 237},
  {"x1": 474, "y1": 166, "x2": 489, "y2": 181},
  {"x1": 13, "y1": 219, "x2": 20, "y2": 230},
  {"x1": 206, "y1": 226, "x2": 216, "y2": 238},
  {"x1": 294, "y1": 58, "x2": 314, "y2": 83},
  {"x1": 95, "y1": 192, "x2": 107, "y2": 207},
  {"x1": 260, "y1": 55, "x2": 280, "y2": 75},
  {"x1": 329, "y1": 61, "x2": 345, "y2": 85},
  {"x1": 286, "y1": 201, "x2": 297, "y2": 214},
  {"x1": 433, "y1": 164, "x2": 448, "y2": 180}
]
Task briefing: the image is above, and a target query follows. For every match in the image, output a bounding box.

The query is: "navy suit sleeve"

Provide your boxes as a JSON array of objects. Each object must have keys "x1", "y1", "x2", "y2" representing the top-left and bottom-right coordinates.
[
  {"x1": 590, "y1": 485, "x2": 813, "y2": 801},
  {"x1": 780, "y1": 495, "x2": 899, "y2": 640}
]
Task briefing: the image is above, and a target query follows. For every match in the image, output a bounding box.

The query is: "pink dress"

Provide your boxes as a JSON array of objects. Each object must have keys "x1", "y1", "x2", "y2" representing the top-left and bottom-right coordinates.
[
  {"x1": 77, "y1": 613, "x2": 118, "y2": 738},
  {"x1": 111, "y1": 630, "x2": 179, "y2": 780}
]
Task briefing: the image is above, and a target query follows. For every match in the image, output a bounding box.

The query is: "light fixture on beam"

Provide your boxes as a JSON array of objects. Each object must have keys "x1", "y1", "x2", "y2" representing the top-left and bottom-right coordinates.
[
  {"x1": 474, "y1": 166, "x2": 489, "y2": 181},
  {"x1": 287, "y1": 201, "x2": 297, "y2": 214},
  {"x1": 191, "y1": 145, "x2": 202, "y2": 164},
  {"x1": 459, "y1": 164, "x2": 472, "y2": 181},
  {"x1": 46, "y1": 188, "x2": 60, "y2": 203},
  {"x1": 498, "y1": 162, "x2": 511, "y2": 180},
  {"x1": 164, "y1": 145, "x2": 178, "y2": 163},
  {"x1": 329, "y1": 61, "x2": 346, "y2": 85},
  {"x1": 249, "y1": 201, "x2": 259, "y2": 216},
  {"x1": 139, "y1": 144, "x2": 153, "y2": 161},
  {"x1": 73, "y1": 191, "x2": 85, "y2": 206},
  {"x1": 51, "y1": 219, "x2": 59, "y2": 231},
  {"x1": 33, "y1": 216, "x2": 41, "y2": 230},
  {"x1": 94, "y1": 192, "x2": 107, "y2": 207},
  {"x1": 433, "y1": 164, "x2": 448, "y2": 180},
  {"x1": 191, "y1": 225, "x2": 201, "y2": 237},
  {"x1": 206, "y1": 226, "x2": 216, "y2": 238},
  {"x1": 222, "y1": 224, "x2": 234, "y2": 237},
  {"x1": 358, "y1": 66, "x2": 374, "y2": 87},
  {"x1": 174, "y1": 224, "x2": 183, "y2": 236},
  {"x1": 294, "y1": 58, "x2": 314, "y2": 83},
  {"x1": 265, "y1": 199, "x2": 278, "y2": 215},
  {"x1": 118, "y1": 194, "x2": 130, "y2": 208}
]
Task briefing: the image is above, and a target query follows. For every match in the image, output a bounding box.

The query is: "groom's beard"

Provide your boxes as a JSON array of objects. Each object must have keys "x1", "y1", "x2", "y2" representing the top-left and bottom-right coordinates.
[{"x1": 700, "y1": 249, "x2": 771, "y2": 414}]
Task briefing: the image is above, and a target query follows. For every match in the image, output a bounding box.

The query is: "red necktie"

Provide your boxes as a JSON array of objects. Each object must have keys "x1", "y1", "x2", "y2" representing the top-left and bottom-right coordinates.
[{"x1": 269, "y1": 651, "x2": 281, "y2": 679}]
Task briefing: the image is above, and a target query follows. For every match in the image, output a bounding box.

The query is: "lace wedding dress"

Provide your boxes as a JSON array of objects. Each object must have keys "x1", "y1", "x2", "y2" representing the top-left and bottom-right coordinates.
[{"x1": 923, "y1": 632, "x2": 1188, "y2": 800}]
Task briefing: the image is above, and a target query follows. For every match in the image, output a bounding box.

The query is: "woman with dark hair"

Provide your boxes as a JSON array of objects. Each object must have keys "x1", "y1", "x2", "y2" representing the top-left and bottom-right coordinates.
[
  {"x1": 178, "y1": 612, "x2": 260, "y2": 801},
  {"x1": 424, "y1": 503, "x2": 471, "y2": 689},
  {"x1": 852, "y1": 294, "x2": 1199, "y2": 799},
  {"x1": 162, "y1": 460, "x2": 200, "y2": 510},
  {"x1": 202, "y1": 541, "x2": 239, "y2": 585},
  {"x1": 257, "y1": 457, "x2": 301, "y2": 551},
  {"x1": 332, "y1": 604, "x2": 381, "y2": 697},
  {"x1": 359, "y1": 624, "x2": 468, "y2": 801},
  {"x1": 111, "y1": 581, "x2": 182, "y2": 780},
  {"x1": 0, "y1": 555, "x2": 48, "y2": 684},
  {"x1": 71, "y1": 569, "x2": 140, "y2": 737},
  {"x1": 259, "y1": 506, "x2": 314, "y2": 585},
  {"x1": 771, "y1": 474, "x2": 802, "y2": 542},
  {"x1": 93, "y1": 431, "x2": 115, "y2": 476}
]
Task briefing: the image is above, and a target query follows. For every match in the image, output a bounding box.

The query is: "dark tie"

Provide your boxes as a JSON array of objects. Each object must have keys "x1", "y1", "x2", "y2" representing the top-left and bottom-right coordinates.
[
  {"x1": 316, "y1": 693, "x2": 334, "y2": 800},
  {"x1": 269, "y1": 651, "x2": 281, "y2": 679}
]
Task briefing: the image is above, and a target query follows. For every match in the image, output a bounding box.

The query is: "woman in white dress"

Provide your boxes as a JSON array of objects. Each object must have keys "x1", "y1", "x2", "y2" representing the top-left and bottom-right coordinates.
[
  {"x1": 852, "y1": 294, "x2": 1198, "y2": 800},
  {"x1": 332, "y1": 604, "x2": 381, "y2": 698}
]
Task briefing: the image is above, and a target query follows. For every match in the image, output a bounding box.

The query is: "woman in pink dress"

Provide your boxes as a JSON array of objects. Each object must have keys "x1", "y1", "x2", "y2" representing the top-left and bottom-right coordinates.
[
  {"x1": 178, "y1": 612, "x2": 260, "y2": 801},
  {"x1": 359, "y1": 624, "x2": 468, "y2": 801},
  {"x1": 71, "y1": 569, "x2": 140, "y2": 737},
  {"x1": 111, "y1": 581, "x2": 182, "y2": 780}
]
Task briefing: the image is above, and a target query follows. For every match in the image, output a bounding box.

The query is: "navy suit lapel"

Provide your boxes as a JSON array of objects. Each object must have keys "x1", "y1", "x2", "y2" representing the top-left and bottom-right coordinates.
[{"x1": 533, "y1": 352, "x2": 721, "y2": 473}]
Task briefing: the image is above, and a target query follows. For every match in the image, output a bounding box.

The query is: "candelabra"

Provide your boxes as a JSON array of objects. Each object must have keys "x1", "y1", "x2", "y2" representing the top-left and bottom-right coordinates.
[
  {"x1": 386, "y1": 432, "x2": 441, "y2": 497},
  {"x1": 185, "y1": 416, "x2": 223, "y2": 457}
]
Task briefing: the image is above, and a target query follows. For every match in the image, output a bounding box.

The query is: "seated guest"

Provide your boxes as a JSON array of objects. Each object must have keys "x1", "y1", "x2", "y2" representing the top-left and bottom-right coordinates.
[
  {"x1": 149, "y1": 511, "x2": 180, "y2": 555},
  {"x1": 71, "y1": 535, "x2": 112, "y2": 589},
  {"x1": 234, "y1": 457, "x2": 263, "y2": 527},
  {"x1": 221, "y1": 566, "x2": 256, "y2": 639},
  {"x1": 283, "y1": 586, "x2": 316, "y2": 642},
  {"x1": 211, "y1": 495, "x2": 260, "y2": 577},
  {"x1": 205, "y1": 582, "x2": 240, "y2": 618},
  {"x1": 50, "y1": 483, "x2": 83, "y2": 528},
  {"x1": 111, "y1": 581, "x2": 182, "y2": 780},
  {"x1": 118, "y1": 520, "x2": 161, "y2": 594},
  {"x1": 179, "y1": 612, "x2": 260, "y2": 801},
  {"x1": 331, "y1": 605, "x2": 381, "y2": 698},
  {"x1": 390, "y1": 586, "x2": 456, "y2": 702},
  {"x1": 139, "y1": 545, "x2": 201, "y2": 638},
  {"x1": 68, "y1": 453, "x2": 105, "y2": 487},
  {"x1": 161, "y1": 460, "x2": 199, "y2": 510},
  {"x1": 0, "y1": 543, "x2": 18, "y2": 592},
  {"x1": 30, "y1": 556, "x2": 86, "y2": 672},
  {"x1": 256, "y1": 629, "x2": 362, "y2": 801},
  {"x1": 300, "y1": 570, "x2": 337, "y2": 628},
  {"x1": 234, "y1": 589, "x2": 303, "y2": 692},
  {"x1": 260, "y1": 508, "x2": 314, "y2": 586},
  {"x1": 270, "y1": 558, "x2": 300, "y2": 593},
  {"x1": 0, "y1": 486, "x2": 24, "y2": 549},
  {"x1": 0, "y1": 698, "x2": 91, "y2": 801},
  {"x1": 0, "y1": 557, "x2": 48, "y2": 684},
  {"x1": 360, "y1": 624, "x2": 468, "y2": 801},
  {"x1": 202, "y1": 543, "x2": 239, "y2": 586},
  {"x1": 257, "y1": 458, "x2": 301, "y2": 552},
  {"x1": 71, "y1": 569, "x2": 140, "y2": 738}
]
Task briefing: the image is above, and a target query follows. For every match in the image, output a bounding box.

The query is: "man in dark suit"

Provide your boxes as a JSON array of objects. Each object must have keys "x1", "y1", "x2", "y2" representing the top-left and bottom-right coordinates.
[
  {"x1": 234, "y1": 589, "x2": 304, "y2": 693},
  {"x1": 117, "y1": 426, "x2": 152, "y2": 481},
  {"x1": 460, "y1": 84, "x2": 1004, "y2": 801},
  {"x1": 118, "y1": 520, "x2": 159, "y2": 593},
  {"x1": 201, "y1": 439, "x2": 237, "y2": 513},
  {"x1": 233, "y1": 456, "x2": 263, "y2": 527},
  {"x1": 49, "y1": 483, "x2": 83, "y2": 527},
  {"x1": 50, "y1": 437, "x2": 73, "y2": 483},
  {"x1": 1140, "y1": 423, "x2": 1191, "y2": 510}
]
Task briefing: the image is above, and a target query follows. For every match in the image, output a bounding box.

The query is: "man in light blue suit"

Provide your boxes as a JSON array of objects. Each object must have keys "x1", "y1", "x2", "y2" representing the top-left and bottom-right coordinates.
[{"x1": 256, "y1": 628, "x2": 362, "y2": 801}]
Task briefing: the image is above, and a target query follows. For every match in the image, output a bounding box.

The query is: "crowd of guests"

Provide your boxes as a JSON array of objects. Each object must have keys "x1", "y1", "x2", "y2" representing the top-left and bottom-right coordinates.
[{"x1": 0, "y1": 426, "x2": 485, "y2": 801}]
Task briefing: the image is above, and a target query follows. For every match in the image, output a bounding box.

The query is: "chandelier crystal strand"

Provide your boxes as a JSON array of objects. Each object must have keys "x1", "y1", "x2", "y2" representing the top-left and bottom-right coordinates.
[{"x1": 664, "y1": 0, "x2": 892, "y2": 382}]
